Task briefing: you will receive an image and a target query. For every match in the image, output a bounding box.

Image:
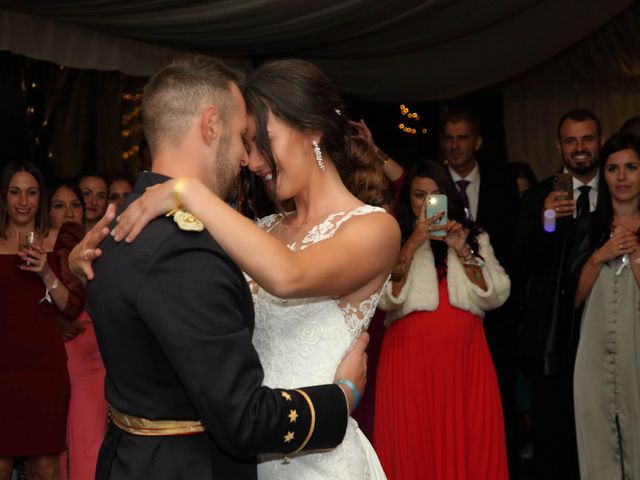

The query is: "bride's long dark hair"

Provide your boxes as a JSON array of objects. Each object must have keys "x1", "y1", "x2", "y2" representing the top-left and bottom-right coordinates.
[{"x1": 243, "y1": 59, "x2": 388, "y2": 209}]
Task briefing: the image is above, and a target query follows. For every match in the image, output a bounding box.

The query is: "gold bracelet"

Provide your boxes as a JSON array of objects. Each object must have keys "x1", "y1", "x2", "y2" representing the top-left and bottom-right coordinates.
[
  {"x1": 457, "y1": 246, "x2": 473, "y2": 261},
  {"x1": 458, "y1": 253, "x2": 475, "y2": 264},
  {"x1": 173, "y1": 177, "x2": 189, "y2": 209},
  {"x1": 458, "y1": 245, "x2": 485, "y2": 267}
]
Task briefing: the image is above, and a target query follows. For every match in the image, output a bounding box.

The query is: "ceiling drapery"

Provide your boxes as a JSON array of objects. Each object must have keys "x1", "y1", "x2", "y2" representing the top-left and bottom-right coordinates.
[{"x1": 0, "y1": 0, "x2": 635, "y2": 100}]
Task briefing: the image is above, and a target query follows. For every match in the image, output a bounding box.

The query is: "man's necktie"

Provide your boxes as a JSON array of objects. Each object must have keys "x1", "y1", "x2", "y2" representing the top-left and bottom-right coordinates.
[
  {"x1": 577, "y1": 185, "x2": 591, "y2": 218},
  {"x1": 456, "y1": 179, "x2": 472, "y2": 220}
]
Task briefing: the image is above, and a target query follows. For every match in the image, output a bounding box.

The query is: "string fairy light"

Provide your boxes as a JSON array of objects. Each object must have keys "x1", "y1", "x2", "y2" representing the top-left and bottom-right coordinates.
[
  {"x1": 398, "y1": 103, "x2": 428, "y2": 135},
  {"x1": 120, "y1": 91, "x2": 143, "y2": 160}
]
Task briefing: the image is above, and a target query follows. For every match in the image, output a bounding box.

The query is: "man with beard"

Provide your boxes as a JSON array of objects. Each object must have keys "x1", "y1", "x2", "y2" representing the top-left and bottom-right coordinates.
[
  {"x1": 516, "y1": 108, "x2": 603, "y2": 479},
  {"x1": 72, "y1": 55, "x2": 367, "y2": 480}
]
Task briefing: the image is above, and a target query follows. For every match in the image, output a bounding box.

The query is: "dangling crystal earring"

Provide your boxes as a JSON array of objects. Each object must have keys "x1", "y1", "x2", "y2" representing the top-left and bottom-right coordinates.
[{"x1": 312, "y1": 139, "x2": 325, "y2": 172}]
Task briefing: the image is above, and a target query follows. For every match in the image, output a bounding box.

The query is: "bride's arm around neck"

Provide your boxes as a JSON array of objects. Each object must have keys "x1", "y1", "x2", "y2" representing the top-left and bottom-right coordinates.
[
  {"x1": 185, "y1": 181, "x2": 401, "y2": 299},
  {"x1": 111, "y1": 177, "x2": 401, "y2": 299}
]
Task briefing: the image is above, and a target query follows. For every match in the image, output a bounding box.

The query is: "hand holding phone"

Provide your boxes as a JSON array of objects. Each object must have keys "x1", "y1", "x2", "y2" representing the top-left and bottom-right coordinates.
[
  {"x1": 425, "y1": 194, "x2": 448, "y2": 237},
  {"x1": 552, "y1": 173, "x2": 573, "y2": 201},
  {"x1": 544, "y1": 173, "x2": 575, "y2": 219}
]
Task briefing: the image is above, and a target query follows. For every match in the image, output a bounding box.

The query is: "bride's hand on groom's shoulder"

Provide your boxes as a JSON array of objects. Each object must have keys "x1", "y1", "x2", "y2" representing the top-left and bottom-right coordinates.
[
  {"x1": 112, "y1": 180, "x2": 178, "y2": 243},
  {"x1": 334, "y1": 331, "x2": 369, "y2": 413},
  {"x1": 69, "y1": 204, "x2": 116, "y2": 281}
]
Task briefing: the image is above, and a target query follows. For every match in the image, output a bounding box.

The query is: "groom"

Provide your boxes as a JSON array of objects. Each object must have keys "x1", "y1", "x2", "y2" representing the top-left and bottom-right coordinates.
[{"x1": 85, "y1": 55, "x2": 366, "y2": 479}]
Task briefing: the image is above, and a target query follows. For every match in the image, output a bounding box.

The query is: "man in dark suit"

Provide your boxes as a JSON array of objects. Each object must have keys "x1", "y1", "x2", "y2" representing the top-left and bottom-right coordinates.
[
  {"x1": 84, "y1": 55, "x2": 366, "y2": 479},
  {"x1": 441, "y1": 108, "x2": 520, "y2": 475},
  {"x1": 516, "y1": 108, "x2": 603, "y2": 480}
]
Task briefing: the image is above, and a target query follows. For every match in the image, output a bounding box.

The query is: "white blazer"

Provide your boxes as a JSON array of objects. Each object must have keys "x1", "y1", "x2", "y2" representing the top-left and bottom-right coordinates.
[{"x1": 378, "y1": 231, "x2": 510, "y2": 326}]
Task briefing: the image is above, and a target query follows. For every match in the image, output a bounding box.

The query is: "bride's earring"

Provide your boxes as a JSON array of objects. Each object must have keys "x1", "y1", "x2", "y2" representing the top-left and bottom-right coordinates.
[{"x1": 312, "y1": 139, "x2": 325, "y2": 172}]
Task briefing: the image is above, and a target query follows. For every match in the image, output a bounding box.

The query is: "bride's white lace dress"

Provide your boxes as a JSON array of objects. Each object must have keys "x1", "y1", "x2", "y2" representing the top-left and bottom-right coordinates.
[{"x1": 251, "y1": 205, "x2": 387, "y2": 480}]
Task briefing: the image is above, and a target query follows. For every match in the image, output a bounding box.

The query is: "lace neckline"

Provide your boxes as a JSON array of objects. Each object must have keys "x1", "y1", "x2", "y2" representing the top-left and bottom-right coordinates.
[
  {"x1": 254, "y1": 204, "x2": 389, "y2": 347},
  {"x1": 262, "y1": 204, "x2": 384, "y2": 251}
]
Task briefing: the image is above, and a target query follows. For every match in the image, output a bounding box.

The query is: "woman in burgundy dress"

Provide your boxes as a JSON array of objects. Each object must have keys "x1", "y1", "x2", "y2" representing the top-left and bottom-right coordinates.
[
  {"x1": 0, "y1": 162, "x2": 84, "y2": 480},
  {"x1": 374, "y1": 160, "x2": 510, "y2": 480}
]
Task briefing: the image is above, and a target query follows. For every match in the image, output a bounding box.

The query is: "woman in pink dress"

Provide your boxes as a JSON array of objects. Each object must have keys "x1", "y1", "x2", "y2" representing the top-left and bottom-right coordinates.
[{"x1": 49, "y1": 178, "x2": 108, "y2": 480}]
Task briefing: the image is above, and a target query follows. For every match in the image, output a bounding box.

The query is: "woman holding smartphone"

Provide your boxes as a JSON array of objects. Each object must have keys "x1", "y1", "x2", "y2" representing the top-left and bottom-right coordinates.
[{"x1": 374, "y1": 159, "x2": 510, "y2": 480}]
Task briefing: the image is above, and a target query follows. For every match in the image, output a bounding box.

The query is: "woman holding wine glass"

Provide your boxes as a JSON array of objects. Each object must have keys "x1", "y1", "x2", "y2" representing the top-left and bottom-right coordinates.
[{"x1": 0, "y1": 162, "x2": 85, "y2": 480}]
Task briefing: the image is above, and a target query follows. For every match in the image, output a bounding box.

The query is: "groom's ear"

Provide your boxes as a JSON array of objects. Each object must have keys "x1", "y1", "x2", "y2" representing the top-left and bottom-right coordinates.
[{"x1": 200, "y1": 106, "x2": 221, "y2": 146}]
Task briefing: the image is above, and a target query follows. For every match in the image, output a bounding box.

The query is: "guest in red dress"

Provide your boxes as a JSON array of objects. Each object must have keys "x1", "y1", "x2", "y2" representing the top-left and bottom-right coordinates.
[
  {"x1": 49, "y1": 179, "x2": 107, "y2": 480},
  {"x1": 0, "y1": 162, "x2": 84, "y2": 480},
  {"x1": 374, "y1": 160, "x2": 510, "y2": 480}
]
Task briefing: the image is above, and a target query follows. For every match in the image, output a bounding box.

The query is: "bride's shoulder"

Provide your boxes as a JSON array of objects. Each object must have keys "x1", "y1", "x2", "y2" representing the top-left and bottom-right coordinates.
[
  {"x1": 337, "y1": 204, "x2": 399, "y2": 241},
  {"x1": 340, "y1": 204, "x2": 396, "y2": 227}
]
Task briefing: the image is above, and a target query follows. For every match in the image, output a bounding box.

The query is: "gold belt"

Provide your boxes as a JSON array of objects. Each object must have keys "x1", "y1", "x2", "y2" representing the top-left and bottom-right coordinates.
[{"x1": 110, "y1": 406, "x2": 205, "y2": 436}]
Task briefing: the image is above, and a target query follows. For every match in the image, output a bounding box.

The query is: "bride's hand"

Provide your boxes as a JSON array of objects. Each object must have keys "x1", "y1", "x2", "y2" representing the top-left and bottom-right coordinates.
[
  {"x1": 111, "y1": 179, "x2": 180, "y2": 243},
  {"x1": 69, "y1": 204, "x2": 116, "y2": 281}
]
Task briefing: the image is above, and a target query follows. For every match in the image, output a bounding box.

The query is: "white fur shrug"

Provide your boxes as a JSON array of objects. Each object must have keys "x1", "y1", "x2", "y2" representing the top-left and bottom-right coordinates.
[{"x1": 378, "y1": 231, "x2": 510, "y2": 326}]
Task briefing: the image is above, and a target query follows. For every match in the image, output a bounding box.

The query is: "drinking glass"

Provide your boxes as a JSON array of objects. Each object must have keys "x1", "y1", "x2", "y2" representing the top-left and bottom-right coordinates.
[{"x1": 17, "y1": 231, "x2": 43, "y2": 266}]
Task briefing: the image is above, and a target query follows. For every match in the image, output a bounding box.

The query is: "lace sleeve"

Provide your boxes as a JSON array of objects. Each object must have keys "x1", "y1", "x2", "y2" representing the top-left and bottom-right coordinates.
[
  {"x1": 52, "y1": 222, "x2": 86, "y2": 320},
  {"x1": 337, "y1": 280, "x2": 387, "y2": 348}
]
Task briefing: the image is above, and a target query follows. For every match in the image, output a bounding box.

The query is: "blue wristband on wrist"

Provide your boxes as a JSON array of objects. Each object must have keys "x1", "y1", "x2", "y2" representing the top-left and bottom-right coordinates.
[{"x1": 335, "y1": 379, "x2": 360, "y2": 411}]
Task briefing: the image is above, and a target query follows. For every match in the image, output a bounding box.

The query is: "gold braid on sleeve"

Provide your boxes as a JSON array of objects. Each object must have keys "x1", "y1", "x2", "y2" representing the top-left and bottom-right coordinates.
[{"x1": 292, "y1": 389, "x2": 316, "y2": 453}]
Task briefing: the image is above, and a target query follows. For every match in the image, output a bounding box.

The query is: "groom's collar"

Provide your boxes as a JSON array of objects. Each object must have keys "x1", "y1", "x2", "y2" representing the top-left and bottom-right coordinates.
[{"x1": 134, "y1": 171, "x2": 171, "y2": 193}]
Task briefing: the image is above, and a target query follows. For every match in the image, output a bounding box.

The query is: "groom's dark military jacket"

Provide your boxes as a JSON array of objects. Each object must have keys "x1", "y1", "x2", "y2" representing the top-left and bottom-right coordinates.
[{"x1": 88, "y1": 172, "x2": 348, "y2": 480}]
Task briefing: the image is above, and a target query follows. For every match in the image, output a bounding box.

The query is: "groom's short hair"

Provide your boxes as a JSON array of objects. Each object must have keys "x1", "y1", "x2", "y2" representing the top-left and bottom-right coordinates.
[{"x1": 142, "y1": 55, "x2": 244, "y2": 154}]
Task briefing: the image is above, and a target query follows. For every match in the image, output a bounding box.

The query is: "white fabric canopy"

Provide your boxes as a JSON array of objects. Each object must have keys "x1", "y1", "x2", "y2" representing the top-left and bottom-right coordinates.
[{"x1": 0, "y1": 0, "x2": 634, "y2": 100}]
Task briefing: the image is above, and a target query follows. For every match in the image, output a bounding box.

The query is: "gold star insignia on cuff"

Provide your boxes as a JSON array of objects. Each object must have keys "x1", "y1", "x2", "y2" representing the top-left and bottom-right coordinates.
[
  {"x1": 288, "y1": 409, "x2": 298, "y2": 423},
  {"x1": 281, "y1": 391, "x2": 292, "y2": 401},
  {"x1": 283, "y1": 431, "x2": 295, "y2": 443}
]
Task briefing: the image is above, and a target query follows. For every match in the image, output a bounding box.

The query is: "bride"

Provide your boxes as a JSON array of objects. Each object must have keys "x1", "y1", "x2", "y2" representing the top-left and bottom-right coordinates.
[{"x1": 76, "y1": 59, "x2": 399, "y2": 479}]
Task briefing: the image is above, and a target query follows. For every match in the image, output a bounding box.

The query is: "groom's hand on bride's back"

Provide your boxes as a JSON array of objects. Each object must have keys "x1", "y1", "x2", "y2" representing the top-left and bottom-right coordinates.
[{"x1": 334, "y1": 331, "x2": 369, "y2": 413}]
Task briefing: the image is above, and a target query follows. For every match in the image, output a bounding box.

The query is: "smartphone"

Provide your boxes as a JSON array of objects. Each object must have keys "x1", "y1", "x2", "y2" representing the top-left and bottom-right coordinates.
[
  {"x1": 552, "y1": 173, "x2": 573, "y2": 200},
  {"x1": 425, "y1": 194, "x2": 448, "y2": 237}
]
